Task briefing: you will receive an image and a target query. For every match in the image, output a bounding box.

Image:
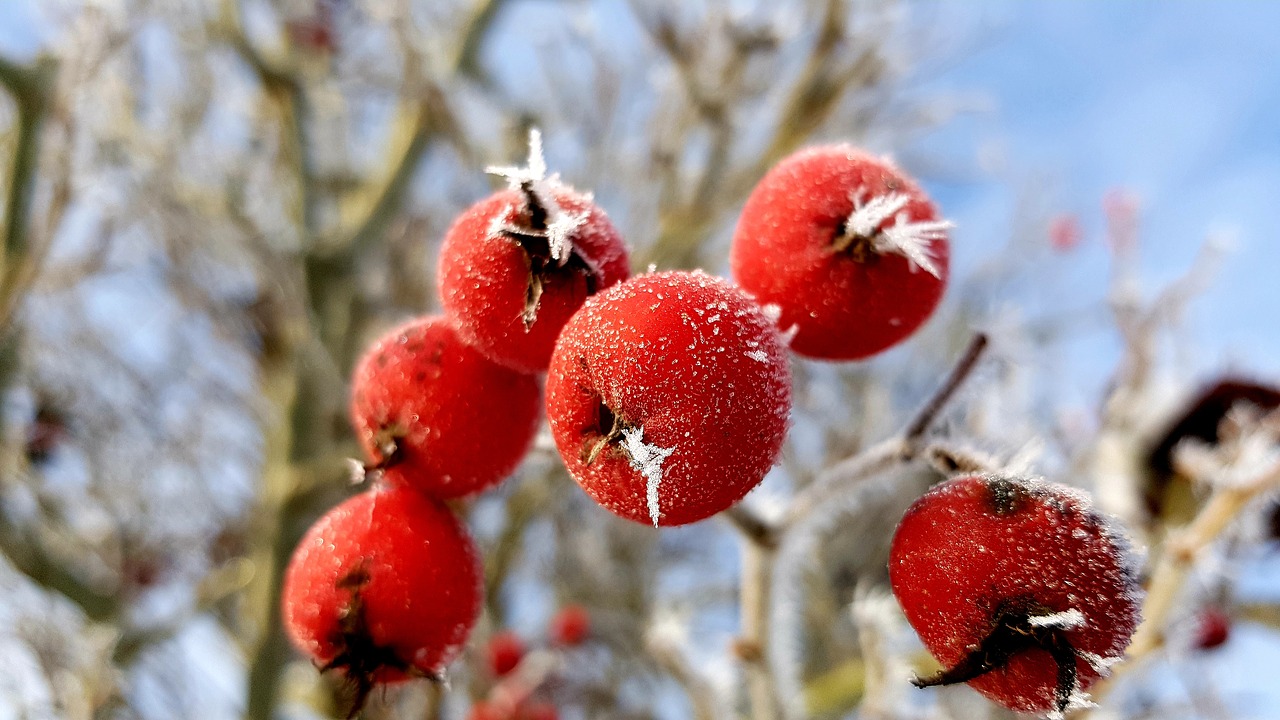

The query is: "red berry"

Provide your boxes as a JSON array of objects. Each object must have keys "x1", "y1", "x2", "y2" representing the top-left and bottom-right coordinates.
[
  {"x1": 350, "y1": 315, "x2": 540, "y2": 498},
  {"x1": 516, "y1": 701, "x2": 558, "y2": 720},
  {"x1": 730, "y1": 145, "x2": 950, "y2": 360},
  {"x1": 281, "y1": 484, "x2": 482, "y2": 713},
  {"x1": 438, "y1": 135, "x2": 630, "y2": 374},
  {"x1": 466, "y1": 701, "x2": 508, "y2": 720},
  {"x1": 486, "y1": 630, "x2": 526, "y2": 677},
  {"x1": 549, "y1": 604, "x2": 591, "y2": 647},
  {"x1": 545, "y1": 270, "x2": 791, "y2": 526},
  {"x1": 1193, "y1": 607, "x2": 1231, "y2": 650},
  {"x1": 889, "y1": 474, "x2": 1141, "y2": 716}
]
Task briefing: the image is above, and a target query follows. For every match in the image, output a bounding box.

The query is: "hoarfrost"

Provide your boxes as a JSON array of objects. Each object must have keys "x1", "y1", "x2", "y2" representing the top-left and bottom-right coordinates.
[
  {"x1": 1027, "y1": 608, "x2": 1084, "y2": 629},
  {"x1": 845, "y1": 188, "x2": 952, "y2": 278},
  {"x1": 622, "y1": 426, "x2": 676, "y2": 527}
]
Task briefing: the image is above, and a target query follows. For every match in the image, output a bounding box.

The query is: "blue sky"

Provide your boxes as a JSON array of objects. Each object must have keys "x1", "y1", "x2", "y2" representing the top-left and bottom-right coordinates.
[{"x1": 919, "y1": 1, "x2": 1280, "y2": 380}]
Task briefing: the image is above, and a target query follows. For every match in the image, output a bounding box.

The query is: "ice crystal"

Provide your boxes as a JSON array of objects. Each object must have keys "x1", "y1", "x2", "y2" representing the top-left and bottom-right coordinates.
[
  {"x1": 484, "y1": 128, "x2": 588, "y2": 266},
  {"x1": 621, "y1": 426, "x2": 676, "y2": 527},
  {"x1": 845, "y1": 189, "x2": 952, "y2": 278},
  {"x1": 1027, "y1": 608, "x2": 1085, "y2": 629},
  {"x1": 486, "y1": 128, "x2": 550, "y2": 189}
]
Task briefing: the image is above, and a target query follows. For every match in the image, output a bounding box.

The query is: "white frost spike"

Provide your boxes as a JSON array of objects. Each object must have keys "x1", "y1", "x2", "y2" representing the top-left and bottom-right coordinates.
[
  {"x1": 486, "y1": 204, "x2": 514, "y2": 240},
  {"x1": 544, "y1": 207, "x2": 589, "y2": 264},
  {"x1": 846, "y1": 190, "x2": 910, "y2": 238},
  {"x1": 486, "y1": 128, "x2": 549, "y2": 189},
  {"x1": 621, "y1": 426, "x2": 676, "y2": 527},
  {"x1": 1046, "y1": 689, "x2": 1096, "y2": 720},
  {"x1": 1076, "y1": 650, "x2": 1123, "y2": 675},
  {"x1": 846, "y1": 189, "x2": 952, "y2": 279},
  {"x1": 1027, "y1": 608, "x2": 1085, "y2": 629}
]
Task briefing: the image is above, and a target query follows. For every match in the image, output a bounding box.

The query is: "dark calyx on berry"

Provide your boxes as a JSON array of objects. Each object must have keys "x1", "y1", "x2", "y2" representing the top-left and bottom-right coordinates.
[
  {"x1": 830, "y1": 216, "x2": 879, "y2": 261},
  {"x1": 497, "y1": 181, "x2": 601, "y2": 328},
  {"x1": 987, "y1": 475, "x2": 1029, "y2": 516},
  {"x1": 582, "y1": 397, "x2": 623, "y2": 466},
  {"x1": 322, "y1": 563, "x2": 441, "y2": 718},
  {"x1": 912, "y1": 597, "x2": 1081, "y2": 715}
]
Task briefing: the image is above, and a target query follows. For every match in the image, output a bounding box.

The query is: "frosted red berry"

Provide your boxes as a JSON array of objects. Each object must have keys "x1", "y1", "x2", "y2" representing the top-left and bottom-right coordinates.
[
  {"x1": 545, "y1": 270, "x2": 791, "y2": 526},
  {"x1": 730, "y1": 144, "x2": 951, "y2": 360},
  {"x1": 549, "y1": 604, "x2": 591, "y2": 647},
  {"x1": 281, "y1": 482, "x2": 483, "y2": 713},
  {"x1": 889, "y1": 474, "x2": 1141, "y2": 716},
  {"x1": 350, "y1": 315, "x2": 540, "y2": 498},
  {"x1": 438, "y1": 151, "x2": 630, "y2": 374},
  {"x1": 486, "y1": 630, "x2": 526, "y2": 677}
]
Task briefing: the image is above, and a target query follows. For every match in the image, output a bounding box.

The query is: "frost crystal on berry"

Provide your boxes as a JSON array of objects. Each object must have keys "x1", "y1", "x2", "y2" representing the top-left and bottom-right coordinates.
[
  {"x1": 544, "y1": 207, "x2": 589, "y2": 264},
  {"x1": 487, "y1": 128, "x2": 550, "y2": 190},
  {"x1": 846, "y1": 189, "x2": 952, "y2": 279},
  {"x1": 621, "y1": 426, "x2": 676, "y2": 527},
  {"x1": 1028, "y1": 609, "x2": 1085, "y2": 629}
]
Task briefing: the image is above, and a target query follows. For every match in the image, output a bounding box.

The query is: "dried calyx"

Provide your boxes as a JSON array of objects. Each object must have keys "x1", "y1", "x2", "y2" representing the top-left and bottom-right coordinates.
[
  {"x1": 912, "y1": 598, "x2": 1085, "y2": 716},
  {"x1": 487, "y1": 129, "x2": 603, "y2": 328},
  {"x1": 581, "y1": 399, "x2": 674, "y2": 527},
  {"x1": 831, "y1": 188, "x2": 950, "y2": 279},
  {"x1": 321, "y1": 564, "x2": 442, "y2": 719}
]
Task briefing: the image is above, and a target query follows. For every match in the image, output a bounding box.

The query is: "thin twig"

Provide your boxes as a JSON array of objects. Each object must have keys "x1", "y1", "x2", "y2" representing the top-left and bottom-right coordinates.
[
  {"x1": 721, "y1": 504, "x2": 778, "y2": 549},
  {"x1": 783, "y1": 332, "x2": 990, "y2": 529}
]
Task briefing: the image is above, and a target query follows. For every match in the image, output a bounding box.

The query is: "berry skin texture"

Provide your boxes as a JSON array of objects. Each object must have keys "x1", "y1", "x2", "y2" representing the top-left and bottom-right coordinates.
[
  {"x1": 281, "y1": 482, "x2": 483, "y2": 714},
  {"x1": 439, "y1": 186, "x2": 630, "y2": 374},
  {"x1": 889, "y1": 474, "x2": 1141, "y2": 717},
  {"x1": 350, "y1": 315, "x2": 540, "y2": 498},
  {"x1": 485, "y1": 630, "x2": 526, "y2": 677},
  {"x1": 730, "y1": 144, "x2": 951, "y2": 360},
  {"x1": 548, "y1": 604, "x2": 591, "y2": 647},
  {"x1": 545, "y1": 270, "x2": 792, "y2": 527}
]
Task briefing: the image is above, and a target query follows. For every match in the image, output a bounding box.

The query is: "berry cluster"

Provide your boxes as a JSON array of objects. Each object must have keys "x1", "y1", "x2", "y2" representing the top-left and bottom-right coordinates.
[{"x1": 280, "y1": 133, "x2": 1046, "y2": 713}]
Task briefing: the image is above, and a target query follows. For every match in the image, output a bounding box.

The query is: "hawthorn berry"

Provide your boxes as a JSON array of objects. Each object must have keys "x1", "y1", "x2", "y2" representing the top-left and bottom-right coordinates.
[
  {"x1": 281, "y1": 481, "x2": 483, "y2": 714},
  {"x1": 545, "y1": 270, "x2": 791, "y2": 526},
  {"x1": 486, "y1": 630, "x2": 526, "y2": 677},
  {"x1": 1193, "y1": 607, "x2": 1231, "y2": 651},
  {"x1": 350, "y1": 315, "x2": 540, "y2": 498},
  {"x1": 889, "y1": 474, "x2": 1141, "y2": 717},
  {"x1": 466, "y1": 701, "x2": 506, "y2": 720},
  {"x1": 548, "y1": 604, "x2": 591, "y2": 647},
  {"x1": 516, "y1": 701, "x2": 559, "y2": 720},
  {"x1": 729, "y1": 144, "x2": 951, "y2": 360},
  {"x1": 439, "y1": 130, "x2": 630, "y2": 373}
]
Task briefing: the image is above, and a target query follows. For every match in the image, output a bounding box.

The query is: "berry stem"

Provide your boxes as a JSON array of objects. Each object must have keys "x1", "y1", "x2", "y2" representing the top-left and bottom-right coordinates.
[{"x1": 780, "y1": 331, "x2": 990, "y2": 529}]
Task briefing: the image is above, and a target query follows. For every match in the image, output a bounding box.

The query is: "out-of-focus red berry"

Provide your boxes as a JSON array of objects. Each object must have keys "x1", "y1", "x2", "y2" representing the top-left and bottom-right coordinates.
[
  {"x1": 1194, "y1": 607, "x2": 1231, "y2": 650},
  {"x1": 730, "y1": 144, "x2": 950, "y2": 360},
  {"x1": 516, "y1": 701, "x2": 558, "y2": 720},
  {"x1": 349, "y1": 316, "x2": 540, "y2": 498},
  {"x1": 890, "y1": 474, "x2": 1142, "y2": 716},
  {"x1": 549, "y1": 604, "x2": 591, "y2": 647},
  {"x1": 466, "y1": 701, "x2": 508, "y2": 720},
  {"x1": 486, "y1": 630, "x2": 526, "y2": 677},
  {"x1": 281, "y1": 484, "x2": 482, "y2": 714},
  {"x1": 1048, "y1": 214, "x2": 1082, "y2": 253},
  {"x1": 545, "y1": 270, "x2": 791, "y2": 526}
]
